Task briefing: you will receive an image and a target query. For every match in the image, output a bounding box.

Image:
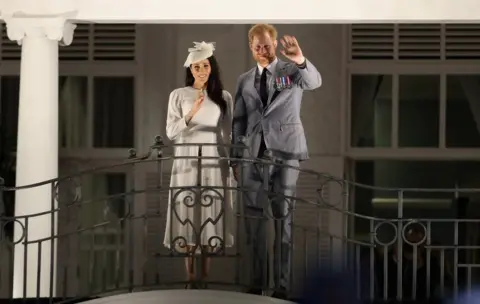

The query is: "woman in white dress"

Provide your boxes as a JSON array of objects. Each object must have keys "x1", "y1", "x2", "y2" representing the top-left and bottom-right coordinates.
[{"x1": 163, "y1": 42, "x2": 235, "y2": 287}]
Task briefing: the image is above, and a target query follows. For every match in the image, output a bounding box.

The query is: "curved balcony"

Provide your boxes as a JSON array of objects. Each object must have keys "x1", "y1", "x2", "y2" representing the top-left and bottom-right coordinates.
[{"x1": 0, "y1": 136, "x2": 477, "y2": 303}]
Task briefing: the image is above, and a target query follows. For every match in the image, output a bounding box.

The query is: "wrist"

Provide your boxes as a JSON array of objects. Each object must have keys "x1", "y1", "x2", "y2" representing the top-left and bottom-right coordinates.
[
  {"x1": 187, "y1": 109, "x2": 196, "y2": 118},
  {"x1": 295, "y1": 56, "x2": 306, "y2": 66}
]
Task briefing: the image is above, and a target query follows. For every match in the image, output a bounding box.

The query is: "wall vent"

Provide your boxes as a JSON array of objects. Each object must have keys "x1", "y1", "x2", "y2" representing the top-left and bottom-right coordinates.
[
  {"x1": 351, "y1": 24, "x2": 480, "y2": 61},
  {"x1": 445, "y1": 24, "x2": 480, "y2": 60},
  {"x1": 0, "y1": 23, "x2": 136, "y2": 61},
  {"x1": 350, "y1": 24, "x2": 394, "y2": 60},
  {"x1": 398, "y1": 24, "x2": 441, "y2": 60}
]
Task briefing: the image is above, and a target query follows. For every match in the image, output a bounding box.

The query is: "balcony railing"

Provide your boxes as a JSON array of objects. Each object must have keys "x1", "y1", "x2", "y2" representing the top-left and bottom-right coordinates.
[{"x1": 0, "y1": 136, "x2": 478, "y2": 303}]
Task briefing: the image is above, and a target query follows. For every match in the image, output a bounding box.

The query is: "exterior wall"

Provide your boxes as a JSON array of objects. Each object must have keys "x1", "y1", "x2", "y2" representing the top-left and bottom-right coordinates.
[
  {"x1": 2, "y1": 6, "x2": 480, "y2": 297},
  {"x1": 5, "y1": 21, "x2": 480, "y2": 297},
  {"x1": 0, "y1": 23, "x2": 347, "y2": 296},
  {"x1": 137, "y1": 24, "x2": 346, "y2": 291}
]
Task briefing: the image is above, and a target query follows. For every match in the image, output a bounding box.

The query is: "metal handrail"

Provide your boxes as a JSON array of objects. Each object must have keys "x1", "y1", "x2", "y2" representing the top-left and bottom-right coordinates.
[{"x1": 0, "y1": 136, "x2": 476, "y2": 303}]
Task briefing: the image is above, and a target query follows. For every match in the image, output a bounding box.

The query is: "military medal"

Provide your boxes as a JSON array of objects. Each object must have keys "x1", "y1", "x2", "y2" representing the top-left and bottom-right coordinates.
[
  {"x1": 274, "y1": 77, "x2": 279, "y2": 91},
  {"x1": 275, "y1": 75, "x2": 292, "y2": 91}
]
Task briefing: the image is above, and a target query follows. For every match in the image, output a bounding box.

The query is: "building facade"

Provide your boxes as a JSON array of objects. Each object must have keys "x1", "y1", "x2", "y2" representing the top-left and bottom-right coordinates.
[{"x1": 2, "y1": 12, "x2": 480, "y2": 299}]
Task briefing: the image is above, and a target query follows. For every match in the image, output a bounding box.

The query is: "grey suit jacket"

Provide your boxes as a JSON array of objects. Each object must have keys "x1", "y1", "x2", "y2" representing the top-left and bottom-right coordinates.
[{"x1": 231, "y1": 58, "x2": 322, "y2": 162}]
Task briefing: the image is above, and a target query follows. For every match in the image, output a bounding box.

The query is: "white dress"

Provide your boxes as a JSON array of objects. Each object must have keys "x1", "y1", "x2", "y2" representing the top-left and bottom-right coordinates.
[{"x1": 163, "y1": 86, "x2": 236, "y2": 252}]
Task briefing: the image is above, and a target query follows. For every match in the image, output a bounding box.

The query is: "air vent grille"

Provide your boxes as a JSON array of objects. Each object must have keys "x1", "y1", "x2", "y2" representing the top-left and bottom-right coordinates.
[
  {"x1": 0, "y1": 23, "x2": 136, "y2": 61},
  {"x1": 351, "y1": 24, "x2": 480, "y2": 61}
]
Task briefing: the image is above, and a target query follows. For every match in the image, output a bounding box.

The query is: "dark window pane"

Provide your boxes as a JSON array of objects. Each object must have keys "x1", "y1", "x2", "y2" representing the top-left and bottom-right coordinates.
[
  {"x1": 1, "y1": 76, "x2": 20, "y2": 151},
  {"x1": 59, "y1": 76, "x2": 88, "y2": 148},
  {"x1": 351, "y1": 75, "x2": 392, "y2": 147},
  {"x1": 353, "y1": 160, "x2": 479, "y2": 241},
  {"x1": 446, "y1": 75, "x2": 480, "y2": 147},
  {"x1": 399, "y1": 75, "x2": 440, "y2": 147},
  {"x1": 93, "y1": 77, "x2": 134, "y2": 148},
  {"x1": 0, "y1": 77, "x2": 19, "y2": 235},
  {"x1": 1, "y1": 76, "x2": 89, "y2": 150},
  {"x1": 78, "y1": 173, "x2": 127, "y2": 291},
  {"x1": 80, "y1": 173, "x2": 127, "y2": 227}
]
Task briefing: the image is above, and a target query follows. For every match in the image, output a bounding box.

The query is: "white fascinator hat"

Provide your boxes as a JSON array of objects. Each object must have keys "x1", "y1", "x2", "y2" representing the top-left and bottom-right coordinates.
[{"x1": 183, "y1": 41, "x2": 216, "y2": 68}]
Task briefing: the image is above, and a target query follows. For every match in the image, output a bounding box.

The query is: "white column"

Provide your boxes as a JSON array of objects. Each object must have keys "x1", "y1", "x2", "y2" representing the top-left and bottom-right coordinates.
[{"x1": 5, "y1": 17, "x2": 75, "y2": 298}]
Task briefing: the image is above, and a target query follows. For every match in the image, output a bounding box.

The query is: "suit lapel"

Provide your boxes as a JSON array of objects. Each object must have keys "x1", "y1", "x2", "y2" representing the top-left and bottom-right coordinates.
[
  {"x1": 246, "y1": 68, "x2": 262, "y2": 106},
  {"x1": 245, "y1": 61, "x2": 285, "y2": 112}
]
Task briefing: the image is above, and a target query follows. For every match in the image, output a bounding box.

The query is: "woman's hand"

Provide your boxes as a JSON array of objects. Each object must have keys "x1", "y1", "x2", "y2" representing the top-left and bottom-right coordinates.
[{"x1": 185, "y1": 91, "x2": 204, "y2": 124}]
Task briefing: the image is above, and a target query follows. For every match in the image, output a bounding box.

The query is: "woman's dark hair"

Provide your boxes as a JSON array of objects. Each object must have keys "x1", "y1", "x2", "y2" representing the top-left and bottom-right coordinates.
[{"x1": 185, "y1": 55, "x2": 227, "y2": 116}]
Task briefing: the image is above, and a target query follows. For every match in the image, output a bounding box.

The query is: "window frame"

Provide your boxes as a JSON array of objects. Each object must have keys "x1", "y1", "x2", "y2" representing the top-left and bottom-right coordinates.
[
  {"x1": 57, "y1": 158, "x2": 136, "y2": 295},
  {"x1": 0, "y1": 61, "x2": 143, "y2": 160},
  {"x1": 77, "y1": 169, "x2": 131, "y2": 292},
  {"x1": 346, "y1": 61, "x2": 480, "y2": 160}
]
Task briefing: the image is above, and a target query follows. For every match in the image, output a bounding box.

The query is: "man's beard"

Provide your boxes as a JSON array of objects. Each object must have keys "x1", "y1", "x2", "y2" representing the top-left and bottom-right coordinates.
[{"x1": 255, "y1": 53, "x2": 275, "y2": 65}]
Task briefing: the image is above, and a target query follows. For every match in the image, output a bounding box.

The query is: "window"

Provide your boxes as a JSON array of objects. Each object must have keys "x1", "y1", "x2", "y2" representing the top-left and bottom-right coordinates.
[
  {"x1": 78, "y1": 173, "x2": 128, "y2": 292},
  {"x1": 348, "y1": 26, "x2": 480, "y2": 283},
  {"x1": 0, "y1": 77, "x2": 18, "y2": 236},
  {"x1": 0, "y1": 75, "x2": 135, "y2": 151},
  {"x1": 93, "y1": 77, "x2": 134, "y2": 148},
  {"x1": 1, "y1": 76, "x2": 20, "y2": 150},
  {"x1": 348, "y1": 23, "x2": 480, "y2": 153},
  {"x1": 59, "y1": 76, "x2": 88, "y2": 148},
  {"x1": 350, "y1": 75, "x2": 392, "y2": 147},
  {"x1": 349, "y1": 73, "x2": 480, "y2": 150},
  {"x1": 446, "y1": 75, "x2": 480, "y2": 147},
  {"x1": 398, "y1": 75, "x2": 440, "y2": 147},
  {"x1": 352, "y1": 160, "x2": 480, "y2": 242}
]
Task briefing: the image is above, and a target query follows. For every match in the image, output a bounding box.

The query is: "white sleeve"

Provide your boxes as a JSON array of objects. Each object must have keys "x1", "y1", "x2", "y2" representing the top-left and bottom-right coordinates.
[
  {"x1": 221, "y1": 90, "x2": 233, "y2": 148},
  {"x1": 165, "y1": 89, "x2": 189, "y2": 141}
]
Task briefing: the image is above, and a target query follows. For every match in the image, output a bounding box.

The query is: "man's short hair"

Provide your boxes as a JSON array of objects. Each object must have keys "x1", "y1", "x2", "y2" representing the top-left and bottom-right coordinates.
[{"x1": 248, "y1": 24, "x2": 278, "y2": 43}]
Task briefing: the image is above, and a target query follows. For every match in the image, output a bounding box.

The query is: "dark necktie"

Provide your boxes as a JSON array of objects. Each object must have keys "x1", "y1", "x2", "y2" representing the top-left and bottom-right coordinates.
[
  {"x1": 258, "y1": 68, "x2": 268, "y2": 158},
  {"x1": 260, "y1": 68, "x2": 268, "y2": 107}
]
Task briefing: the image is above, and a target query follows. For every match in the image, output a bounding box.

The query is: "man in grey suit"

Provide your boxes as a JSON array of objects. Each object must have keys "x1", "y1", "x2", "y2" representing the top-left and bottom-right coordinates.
[{"x1": 231, "y1": 24, "x2": 322, "y2": 299}]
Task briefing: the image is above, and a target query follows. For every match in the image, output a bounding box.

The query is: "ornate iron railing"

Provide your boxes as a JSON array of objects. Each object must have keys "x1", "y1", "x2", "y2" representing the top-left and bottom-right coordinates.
[{"x1": 0, "y1": 136, "x2": 478, "y2": 303}]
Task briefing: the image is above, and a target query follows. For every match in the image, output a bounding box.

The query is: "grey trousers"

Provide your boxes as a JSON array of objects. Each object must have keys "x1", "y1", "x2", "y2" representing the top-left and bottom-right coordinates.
[{"x1": 240, "y1": 158, "x2": 299, "y2": 290}]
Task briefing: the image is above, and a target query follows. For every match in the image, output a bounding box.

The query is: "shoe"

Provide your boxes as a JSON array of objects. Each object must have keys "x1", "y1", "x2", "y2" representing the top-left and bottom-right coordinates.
[
  {"x1": 185, "y1": 282, "x2": 198, "y2": 289},
  {"x1": 246, "y1": 287, "x2": 263, "y2": 295}
]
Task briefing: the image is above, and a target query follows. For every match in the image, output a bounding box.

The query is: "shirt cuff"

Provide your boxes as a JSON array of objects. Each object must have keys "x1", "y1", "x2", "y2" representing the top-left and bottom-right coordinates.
[
  {"x1": 183, "y1": 116, "x2": 190, "y2": 127},
  {"x1": 297, "y1": 59, "x2": 307, "y2": 69}
]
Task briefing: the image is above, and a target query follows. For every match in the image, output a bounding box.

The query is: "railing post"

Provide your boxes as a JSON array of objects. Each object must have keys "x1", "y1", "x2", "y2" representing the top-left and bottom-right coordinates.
[
  {"x1": 154, "y1": 135, "x2": 165, "y2": 286},
  {"x1": 127, "y1": 147, "x2": 137, "y2": 292},
  {"x1": 0, "y1": 177, "x2": 7, "y2": 297},
  {"x1": 0, "y1": 178, "x2": 4, "y2": 218},
  {"x1": 233, "y1": 136, "x2": 247, "y2": 286},
  {"x1": 261, "y1": 150, "x2": 272, "y2": 295},
  {"x1": 396, "y1": 190, "x2": 404, "y2": 301}
]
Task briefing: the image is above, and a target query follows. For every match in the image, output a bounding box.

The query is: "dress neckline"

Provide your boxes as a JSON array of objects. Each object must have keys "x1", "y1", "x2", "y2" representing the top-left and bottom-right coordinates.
[{"x1": 187, "y1": 86, "x2": 207, "y2": 97}]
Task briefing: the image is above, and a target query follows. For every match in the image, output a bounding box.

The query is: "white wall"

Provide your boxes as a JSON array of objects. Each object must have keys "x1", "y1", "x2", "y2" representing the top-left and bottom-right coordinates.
[{"x1": 137, "y1": 24, "x2": 346, "y2": 293}]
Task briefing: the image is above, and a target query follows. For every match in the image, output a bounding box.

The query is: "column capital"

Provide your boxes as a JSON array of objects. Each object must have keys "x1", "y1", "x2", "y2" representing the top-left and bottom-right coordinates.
[
  {"x1": 2, "y1": 0, "x2": 78, "y2": 46},
  {"x1": 4, "y1": 17, "x2": 77, "y2": 46}
]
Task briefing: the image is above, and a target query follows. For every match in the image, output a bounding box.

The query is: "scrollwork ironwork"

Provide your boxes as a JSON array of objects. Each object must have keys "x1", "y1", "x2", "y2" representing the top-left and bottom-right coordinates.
[
  {"x1": 0, "y1": 135, "x2": 476, "y2": 302},
  {"x1": 318, "y1": 177, "x2": 346, "y2": 207},
  {"x1": 168, "y1": 186, "x2": 226, "y2": 255},
  {"x1": 374, "y1": 220, "x2": 398, "y2": 246},
  {"x1": 1, "y1": 218, "x2": 26, "y2": 245},
  {"x1": 53, "y1": 177, "x2": 82, "y2": 206},
  {"x1": 402, "y1": 220, "x2": 427, "y2": 246}
]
